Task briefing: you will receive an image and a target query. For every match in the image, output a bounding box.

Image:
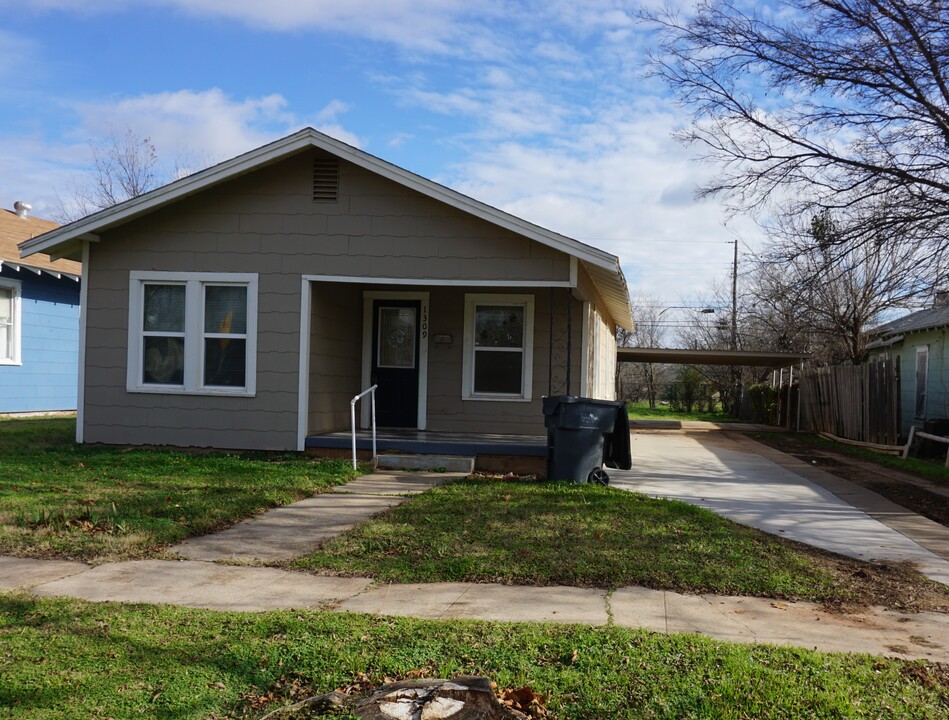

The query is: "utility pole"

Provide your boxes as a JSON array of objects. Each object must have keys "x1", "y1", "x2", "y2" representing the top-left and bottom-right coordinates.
[{"x1": 730, "y1": 239, "x2": 740, "y2": 417}]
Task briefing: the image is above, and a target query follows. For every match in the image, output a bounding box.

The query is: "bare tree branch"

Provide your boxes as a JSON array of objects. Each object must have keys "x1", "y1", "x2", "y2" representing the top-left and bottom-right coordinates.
[
  {"x1": 643, "y1": 1, "x2": 949, "y2": 254},
  {"x1": 55, "y1": 125, "x2": 208, "y2": 223}
]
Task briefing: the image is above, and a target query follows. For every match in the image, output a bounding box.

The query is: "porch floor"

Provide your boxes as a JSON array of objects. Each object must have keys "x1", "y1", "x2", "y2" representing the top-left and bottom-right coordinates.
[{"x1": 305, "y1": 429, "x2": 547, "y2": 457}]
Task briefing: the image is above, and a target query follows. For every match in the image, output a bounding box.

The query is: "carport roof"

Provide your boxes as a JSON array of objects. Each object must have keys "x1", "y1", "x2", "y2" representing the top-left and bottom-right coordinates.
[{"x1": 617, "y1": 348, "x2": 808, "y2": 367}]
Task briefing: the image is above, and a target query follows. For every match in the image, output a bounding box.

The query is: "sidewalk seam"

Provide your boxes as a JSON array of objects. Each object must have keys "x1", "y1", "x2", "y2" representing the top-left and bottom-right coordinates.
[{"x1": 438, "y1": 584, "x2": 474, "y2": 620}]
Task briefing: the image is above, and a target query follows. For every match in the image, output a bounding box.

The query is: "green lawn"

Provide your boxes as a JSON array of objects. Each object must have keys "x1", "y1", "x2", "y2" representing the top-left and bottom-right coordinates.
[
  {"x1": 0, "y1": 417, "x2": 357, "y2": 561},
  {"x1": 2, "y1": 594, "x2": 946, "y2": 720},
  {"x1": 627, "y1": 401, "x2": 738, "y2": 423},
  {"x1": 4, "y1": 419, "x2": 945, "y2": 608},
  {"x1": 293, "y1": 477, "x2": 910, "y2": 605}
]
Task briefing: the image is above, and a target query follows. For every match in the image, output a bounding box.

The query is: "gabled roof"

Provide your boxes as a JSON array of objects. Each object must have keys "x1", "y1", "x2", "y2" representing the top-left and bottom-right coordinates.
[
  {"x1": 19, "y1": 127, "x2": 630, "y2": 327},
  {"x1": 870, "y1": 306, "x2": 949, "y2": 338},
  {"x1": 0, "y1": 210, "x2": 80, "y2": 281}
]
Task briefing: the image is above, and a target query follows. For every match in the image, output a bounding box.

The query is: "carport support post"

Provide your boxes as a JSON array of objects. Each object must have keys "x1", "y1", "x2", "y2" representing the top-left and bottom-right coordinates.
[
  {"x1": 796, "y1": 359, "x2": 804, "y2": 432},
  {"x1": 777, "y1": 368, "x2": 785, "y2": 426},
  {"x1": 787, "y1": 365, "x2": 794, "y2": 430}
]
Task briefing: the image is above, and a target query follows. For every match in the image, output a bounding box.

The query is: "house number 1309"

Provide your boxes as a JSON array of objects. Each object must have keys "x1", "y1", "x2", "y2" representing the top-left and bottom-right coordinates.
[{"x1": 421, "y1": 308, "x2": 428, "y2": 338}]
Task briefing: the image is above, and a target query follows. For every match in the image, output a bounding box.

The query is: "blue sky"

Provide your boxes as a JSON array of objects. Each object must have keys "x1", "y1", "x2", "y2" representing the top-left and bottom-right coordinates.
[{"x1": 0, "y1": 0, "x2": 757, "y2": 320}]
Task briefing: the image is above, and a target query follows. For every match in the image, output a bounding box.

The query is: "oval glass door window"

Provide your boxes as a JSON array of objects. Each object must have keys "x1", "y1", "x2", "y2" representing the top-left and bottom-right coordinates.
[{"x1": 377, "y1": 306, "x2": 417, "y2": 368}]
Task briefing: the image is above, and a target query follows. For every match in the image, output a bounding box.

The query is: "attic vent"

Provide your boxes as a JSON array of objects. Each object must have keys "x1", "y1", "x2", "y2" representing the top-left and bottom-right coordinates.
[{"x1": 313, "y1": 158, "x2": 339, "y2": 202}]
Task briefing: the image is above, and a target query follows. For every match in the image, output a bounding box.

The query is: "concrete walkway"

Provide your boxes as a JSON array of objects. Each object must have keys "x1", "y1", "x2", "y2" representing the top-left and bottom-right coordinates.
[
  {"x1": 173, "y1": 471, "x2": 460, "y2": 562},
  {"x1": 3, "y1": 555, "x2": 947, "y2": 662},
  {"x1": 613, "y1": 431, "x2": 949, "y2": 585},
  {"x1": 3, "y1": 439, "x2": 949, "y2": 662}
]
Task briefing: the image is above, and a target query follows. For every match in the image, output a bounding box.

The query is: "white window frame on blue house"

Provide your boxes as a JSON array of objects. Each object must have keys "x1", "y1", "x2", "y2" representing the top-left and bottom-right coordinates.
[
  {"x1": 126, "y1": 271, "x2": 258, "y2": 396},
  {"x1": 0, "y1": 277, "x2": 22, "y2": 366}
]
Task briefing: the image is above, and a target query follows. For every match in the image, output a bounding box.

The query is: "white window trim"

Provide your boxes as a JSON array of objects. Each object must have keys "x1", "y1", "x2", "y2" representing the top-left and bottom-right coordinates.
[
  {"x1": 462, "y1": 293, "x2": 534, "y2": 402},
  {"x1": 0, "y1": 277, "x2": 22, "y2": 366},
  {"x1": 127, "y1": 271, "x2": 258, "y2": 397}
]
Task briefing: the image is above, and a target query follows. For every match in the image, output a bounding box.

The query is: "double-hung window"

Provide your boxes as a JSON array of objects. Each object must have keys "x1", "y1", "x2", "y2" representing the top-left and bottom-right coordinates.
[
  {"x1": 0, "y1": 279, "x2": 21, "y2": 365},
  {"x1": 128, "y1": 272, "x2": 257, "y2": 396},
  {"x1": 462, "y1": 294, "x2": 534, "y2": 401}
]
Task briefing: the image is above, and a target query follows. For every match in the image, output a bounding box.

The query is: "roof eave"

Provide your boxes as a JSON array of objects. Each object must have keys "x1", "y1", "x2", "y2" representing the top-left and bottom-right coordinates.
[{"x1": 0, "y1": 259, "x2": 80, "y2": 281}]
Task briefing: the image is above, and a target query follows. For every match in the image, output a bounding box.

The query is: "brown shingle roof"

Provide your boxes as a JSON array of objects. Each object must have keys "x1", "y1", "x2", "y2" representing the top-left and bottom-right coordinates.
[{"x1": 0, "y1": 209, "x2": 81, "y2": 277}]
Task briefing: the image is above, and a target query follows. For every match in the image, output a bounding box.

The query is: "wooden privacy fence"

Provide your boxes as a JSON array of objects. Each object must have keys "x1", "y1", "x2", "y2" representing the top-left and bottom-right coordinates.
[{"x1": 798, "y1": 357, "x2": 901, "y2": 445}]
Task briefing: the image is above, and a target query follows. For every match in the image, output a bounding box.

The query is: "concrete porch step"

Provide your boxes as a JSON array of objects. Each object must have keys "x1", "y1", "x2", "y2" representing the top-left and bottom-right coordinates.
[{"x1": 376, "y1": 453, "x2": 475, "y2": 473}]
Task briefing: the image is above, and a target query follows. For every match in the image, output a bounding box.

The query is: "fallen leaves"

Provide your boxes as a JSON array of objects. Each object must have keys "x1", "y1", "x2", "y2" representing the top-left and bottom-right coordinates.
[
  {"x1": 498, "y1": 684, "x2": 550, "y2": 718},
  {"x1": 239, "y1": 674, "x2": 312, "y2": 711}
]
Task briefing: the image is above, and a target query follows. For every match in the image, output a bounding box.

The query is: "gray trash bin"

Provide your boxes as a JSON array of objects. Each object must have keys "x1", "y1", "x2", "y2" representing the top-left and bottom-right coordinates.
[{"x1": 543, "y1": 395, "x2": 629, "y2": 484}]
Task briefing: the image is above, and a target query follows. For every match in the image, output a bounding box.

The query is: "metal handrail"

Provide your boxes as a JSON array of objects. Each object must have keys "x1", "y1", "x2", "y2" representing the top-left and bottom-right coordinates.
[{"x1": 350, "y1": 384, "x2": 378, "y2": 470}]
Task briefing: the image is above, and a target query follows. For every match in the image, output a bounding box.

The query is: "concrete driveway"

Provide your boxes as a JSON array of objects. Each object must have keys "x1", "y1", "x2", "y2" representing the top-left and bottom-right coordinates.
[{"x1": 611, "y1": 429, "x2": 949, "y2": 586}]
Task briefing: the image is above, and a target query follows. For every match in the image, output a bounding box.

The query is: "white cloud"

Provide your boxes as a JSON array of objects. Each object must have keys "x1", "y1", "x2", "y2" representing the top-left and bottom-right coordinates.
[
  {"x1": 399, "y1": 83, "x2": 571, "y2": 140},
  {"x1": 70, "y1": 88, "x2": 296, "y2": 169},
  {"x1": 0, "y1": 28, "x2": 37, "y2": 81},
  {"x1": 171, "y1": 0, "x2": 472, "y2": 44},
  {"x1": 315, "y1": 123, "x2": 364, "y2": 149},
  {"x1": 0, "y1": 127, "x2": 97, "y2": 220},
  {"x1": 10, "y1": 0, "x2": 493, "y2": 54},
  {"x1": 0, "y1": 88, "x2": 364, "y2": 218},
  {"x1": 387, "y1": 132, "x2": 413, "y2": 148},
  {"x1": 312, "y1": 100, "x2": 365, "y2": 147},
  {"x1": 316, "y1": 100, "x2": 351, "y2": 123},
  {"x1": 446, "y1": 103, "x2": 764, "y2": 305}
]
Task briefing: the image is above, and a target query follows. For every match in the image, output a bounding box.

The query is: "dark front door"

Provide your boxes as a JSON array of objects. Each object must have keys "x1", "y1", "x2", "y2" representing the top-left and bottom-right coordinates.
[{"x1": 371, "y1": 299, "x2": 420, "y2": 427}]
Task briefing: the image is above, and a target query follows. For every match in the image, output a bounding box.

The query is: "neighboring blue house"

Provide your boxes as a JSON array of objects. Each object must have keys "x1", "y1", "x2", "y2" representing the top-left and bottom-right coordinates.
[
  {"x1": 866, "y1": 297, "x2": 949, "y2": 440},
  {"x1": 0, "y1": 203, "x2": 81, "y2": 413}
]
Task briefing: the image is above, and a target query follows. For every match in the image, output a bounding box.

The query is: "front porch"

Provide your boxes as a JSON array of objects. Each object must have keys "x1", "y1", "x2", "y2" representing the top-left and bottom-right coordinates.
[{"x1": 305, "y1": 429, "x2": 548, "y2": 475}]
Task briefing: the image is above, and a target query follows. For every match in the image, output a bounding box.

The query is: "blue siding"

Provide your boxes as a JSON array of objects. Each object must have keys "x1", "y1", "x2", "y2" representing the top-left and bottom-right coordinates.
[{"x1": 0, "y1": 267, "x2": 80, "y2": 412}]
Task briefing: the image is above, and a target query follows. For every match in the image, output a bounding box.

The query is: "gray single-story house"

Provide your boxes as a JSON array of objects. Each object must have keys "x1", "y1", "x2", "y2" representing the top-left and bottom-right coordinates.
[
  {"x1": 20, "y1": 128, "x2": 631, "y2": 458},
  {"x1": 867, "y1": 298, "x2": 949, "y2": 439}
]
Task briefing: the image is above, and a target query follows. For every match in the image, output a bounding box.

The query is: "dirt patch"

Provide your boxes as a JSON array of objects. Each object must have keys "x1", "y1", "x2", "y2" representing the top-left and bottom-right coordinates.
[
  {"x1": 805, "y1": 552, "x2": 949, "y2": 614},
  {"x1": 899, "y1": 660, "x2": 949, "y2": 693},
  {"x1": 750, "y1": 433, "x2": 949, "y2": 527}
]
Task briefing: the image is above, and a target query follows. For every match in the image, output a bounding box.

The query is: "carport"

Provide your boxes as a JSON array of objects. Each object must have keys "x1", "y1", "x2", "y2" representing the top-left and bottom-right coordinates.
[
  {"x1": 617, "y1": 347, "x2": 809, "y2": 428},
  {"x1": 616, "y1": 348, "x2": 808, "y2": 368}
]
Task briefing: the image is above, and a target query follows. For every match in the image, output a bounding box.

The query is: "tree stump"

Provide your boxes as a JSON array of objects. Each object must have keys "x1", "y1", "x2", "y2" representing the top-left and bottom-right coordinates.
[{"x1": 260, "y1": 676, "x2": 528, "y2": 719}]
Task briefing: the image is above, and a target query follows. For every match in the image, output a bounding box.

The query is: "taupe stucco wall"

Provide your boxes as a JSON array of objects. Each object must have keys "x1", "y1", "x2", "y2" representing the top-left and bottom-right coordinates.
[
  {"x1": 308, "y1": 282, "x2": 362, "y2": 433},
  {"x1": 424, "y1": 285, "x2": 583, "y2": 436},
  {"x1": 576, "y1": 265, "x2": 618, "y2": 400},
  {"x1": 82, "y1": 149, "x2": 576, "y2": 449}
]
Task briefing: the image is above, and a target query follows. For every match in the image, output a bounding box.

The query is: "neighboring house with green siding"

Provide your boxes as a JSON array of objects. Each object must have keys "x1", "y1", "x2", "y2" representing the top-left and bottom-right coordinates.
[{"x1": 866, "y1": 300, "x2": 949, "y2": 440}]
